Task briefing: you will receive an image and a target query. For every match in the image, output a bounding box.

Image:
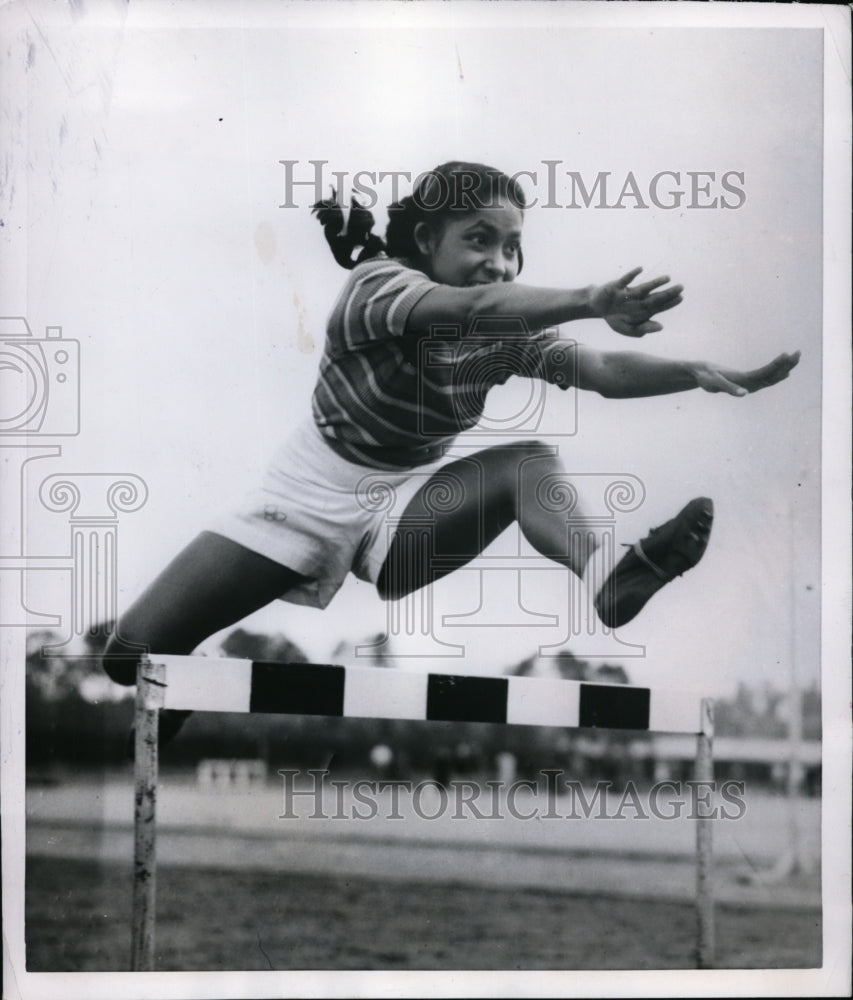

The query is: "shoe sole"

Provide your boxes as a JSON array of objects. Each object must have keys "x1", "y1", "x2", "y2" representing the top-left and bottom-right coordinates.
[{"x1": 594, "y1": 497, "x2": 714, "y2": 628}]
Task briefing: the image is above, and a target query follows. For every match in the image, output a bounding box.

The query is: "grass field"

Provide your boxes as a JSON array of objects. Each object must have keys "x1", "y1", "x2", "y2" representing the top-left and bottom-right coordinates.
[{"x1": 25, "y1": 856, "x2": 821, "y2": 972}]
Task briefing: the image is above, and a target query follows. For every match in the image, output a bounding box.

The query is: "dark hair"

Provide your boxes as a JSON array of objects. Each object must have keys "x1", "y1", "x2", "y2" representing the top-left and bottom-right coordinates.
[
  {"x1": 311, "y1": 192, "x2": 386, "y2": 270},
  {"x1": 312, "y1": 161, "x2": 526, "y2": 272}
]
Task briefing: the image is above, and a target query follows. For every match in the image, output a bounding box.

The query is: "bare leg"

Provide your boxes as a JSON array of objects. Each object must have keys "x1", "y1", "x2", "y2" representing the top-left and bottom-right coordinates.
[
  {"x1": 377, "y1": 441, "x2": 602, "y2": 600},
  {"x1": 103, "y1": 531, "x2": 308, "y2": 685},
  {"x1": 377, "y1": 443, "x2": 713, "y2": 629}
]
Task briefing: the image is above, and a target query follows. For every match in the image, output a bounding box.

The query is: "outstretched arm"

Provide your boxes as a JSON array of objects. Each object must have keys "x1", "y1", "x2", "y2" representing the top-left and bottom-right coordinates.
[
  {"x1": 405, "y1": 268, "x2": 682, "y2": 336},
  {"x1": 547, "y1": 345, "x2": 800, "y2": 398}
]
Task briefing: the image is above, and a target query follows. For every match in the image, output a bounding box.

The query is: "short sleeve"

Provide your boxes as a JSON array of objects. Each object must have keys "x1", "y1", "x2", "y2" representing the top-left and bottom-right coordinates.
[{"x1": 331, "y1": 258, "x2": 438, "y2": 348}]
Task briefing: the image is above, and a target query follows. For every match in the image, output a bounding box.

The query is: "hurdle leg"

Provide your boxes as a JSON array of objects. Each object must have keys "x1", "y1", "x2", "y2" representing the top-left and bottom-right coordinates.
[
  {"x1": 131, "y1": 657, "x2": 165, "y2": 972},
  {"x1": 695, "y1": 696, "x2": 715, "y2": 969}
]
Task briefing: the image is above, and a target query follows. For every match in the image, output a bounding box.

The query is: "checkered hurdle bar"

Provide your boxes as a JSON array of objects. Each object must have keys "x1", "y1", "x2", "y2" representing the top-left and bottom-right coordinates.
[
  {"x1": 131, "y1": 656, "x2": 715, "y2": 972},
  {"x1": 138, "y1": 655, "x2": 706, "y2": 734}
]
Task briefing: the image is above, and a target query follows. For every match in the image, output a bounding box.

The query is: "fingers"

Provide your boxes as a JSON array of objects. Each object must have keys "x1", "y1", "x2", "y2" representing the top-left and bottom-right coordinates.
[
  {"x1": 638, "y1": 320, "x2": 663, "y2": 335},
  {"x1": 746, "y1": 352, "x2": 801, "y2": 389},
  {"x1": 650, "y1": 284, "x2": 684, "y2": 301},
  {"x1": 715, "y1": 351, "x2": 801, "y2": 396},
  {"x1": 629, "y1": 275, "x2": 672, "y2": 297},
  {"x1": 749, "y1": 360, "x2": 782, "y2": 384},
  {"x1": 623, "y1": 320, "x2": 663, "y2": 336},
  {"x1": 702, "y1": 371, "x2": 749, "y2": 396},
  {"x1": 722, "y1": 378, "x2": 749, "y2": 397},
  {"x1": 643, "y1": 288, "x2": 683, "y2": 314},
  {"x1": 606, "y1": 319, "x2": 639, "y2": 337},
  {"x1": 617, "y1": 267, "x2": 644, "y2": 287},
  {"x1": 776, "y1": 350, "x2": 801, "y2": 373},
  {"x1": 620, "y1": 277, "x2": 683, "y2": 318},
  {"x1": 606, "y1": 317, "x2": 662, "y2": 337},
  {"x1": 614, "y1": 270, "x2": 685, "y2": 327},
  {"x1": 622, "y1": 274, "x2": 682, "y2": 301}
]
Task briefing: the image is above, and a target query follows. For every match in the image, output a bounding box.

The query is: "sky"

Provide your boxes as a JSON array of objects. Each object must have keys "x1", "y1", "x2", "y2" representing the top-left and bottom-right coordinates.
[{"x1": 2, "y1": 2, "x2": 833, "y2": 700}]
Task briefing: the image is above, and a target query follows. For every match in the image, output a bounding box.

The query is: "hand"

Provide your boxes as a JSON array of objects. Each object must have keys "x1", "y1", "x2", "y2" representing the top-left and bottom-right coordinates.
[
  {"x1": 692, "y1": 352, "x2": 801, "y2": 396},
  {"x1": 590, "y1": 267, "x2": 684, "y2": 337}
]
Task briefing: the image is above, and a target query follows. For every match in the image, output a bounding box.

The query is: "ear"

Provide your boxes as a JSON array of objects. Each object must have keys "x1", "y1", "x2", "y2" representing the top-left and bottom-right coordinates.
[{"x1": 412, "y1": 221, "x2": 435, "y2": 258}]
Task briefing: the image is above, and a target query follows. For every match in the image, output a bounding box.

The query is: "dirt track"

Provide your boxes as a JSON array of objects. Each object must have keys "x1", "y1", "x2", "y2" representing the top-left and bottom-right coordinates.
[
  {"x1": 23, "y1": 776, "x2": 823, "y2": 972},
  {"x1": 25, "y1": 775, "x2": 822, "y2": 907},
  {"x1": 25, "y1": 856, "x2": 821, "y2": 972}
]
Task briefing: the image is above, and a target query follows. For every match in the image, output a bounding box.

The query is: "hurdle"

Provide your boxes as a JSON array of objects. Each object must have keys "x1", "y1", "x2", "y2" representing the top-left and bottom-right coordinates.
[{"x1": 131, "y1": 655, "x2": 715, "y2": 971}]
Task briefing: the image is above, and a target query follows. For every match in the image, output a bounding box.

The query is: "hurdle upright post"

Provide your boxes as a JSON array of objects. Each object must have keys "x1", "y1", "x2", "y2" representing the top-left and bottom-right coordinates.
[
  {"x1": 131, "y1": 656, "x2": 164, "y2": 972},
  {"x1": 129, "y1": 654, "x2": 718, "y2": 971},
  {"x1": 695, "y1": 696, "x2": 715, "y2": 969}
]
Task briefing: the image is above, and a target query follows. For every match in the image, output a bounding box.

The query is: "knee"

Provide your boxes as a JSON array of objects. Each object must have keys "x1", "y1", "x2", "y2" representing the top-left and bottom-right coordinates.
[
  {"x1": 514, "y1": 441, "x2": 565, "y2": 497},
  {"x1": 519, "y1": 439, "x2": 558, "y2": 463},
  {"x1": 484, "y1": 439, "x2": 555, "y2": 467},
  {"x1": 102, "y1": 629, "x2": 148, "y2": 686},
  {"x1": 479, "y1": 440, "x2": 557, "y2": 494}
]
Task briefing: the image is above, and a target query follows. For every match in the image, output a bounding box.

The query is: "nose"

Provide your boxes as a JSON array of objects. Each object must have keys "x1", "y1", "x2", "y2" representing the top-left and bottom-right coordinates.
[{"x1": 483, "y1": 248, "x2": 507, "y2": 280}]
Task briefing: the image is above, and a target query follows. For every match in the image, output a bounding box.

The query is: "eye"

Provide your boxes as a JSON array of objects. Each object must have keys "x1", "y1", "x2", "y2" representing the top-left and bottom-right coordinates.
[
  {"x1": 505, "y1": 240, "x2": 521, "y2": 256},
  {"x1": 467, "y1": 233, "x2": 487, "y2": 247}
]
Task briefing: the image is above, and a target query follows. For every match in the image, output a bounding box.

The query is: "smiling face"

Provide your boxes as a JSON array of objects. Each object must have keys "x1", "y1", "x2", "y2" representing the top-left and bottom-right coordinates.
[{"x1": 413, "y1": 200, "x2": 523, "y2": 287}]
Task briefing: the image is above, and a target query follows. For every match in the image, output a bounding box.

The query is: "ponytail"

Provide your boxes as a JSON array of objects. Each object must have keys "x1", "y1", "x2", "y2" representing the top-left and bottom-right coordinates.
[
  {"x1": 313, "y1": 163, "x2": 527, "y2": 273},
  {"x1": 311, "y1": 189, "x2": 386, "y2": 270}
]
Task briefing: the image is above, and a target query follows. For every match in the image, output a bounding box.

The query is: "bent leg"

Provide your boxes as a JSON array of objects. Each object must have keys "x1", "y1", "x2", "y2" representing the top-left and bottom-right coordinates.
[
  {"x1": 103, "y1": 531, "x2": 308, "y2": 684},
  {"x1": 377, "y1": 442, "x2": 603, "y2": 601},
  {"x1": 377, "y1": 443, "x2": 715, "y2": 628}
]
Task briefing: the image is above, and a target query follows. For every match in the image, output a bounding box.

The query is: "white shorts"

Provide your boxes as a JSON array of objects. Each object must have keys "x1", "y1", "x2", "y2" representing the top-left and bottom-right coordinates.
[{"x1": 208, "y1": 420, "x2": 461, "y2": 609}]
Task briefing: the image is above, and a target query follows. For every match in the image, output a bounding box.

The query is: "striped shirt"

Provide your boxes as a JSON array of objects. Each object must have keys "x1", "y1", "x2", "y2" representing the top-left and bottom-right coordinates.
[{"x1": 312, "y1": 256, "x2": 567, "y2": 469}]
